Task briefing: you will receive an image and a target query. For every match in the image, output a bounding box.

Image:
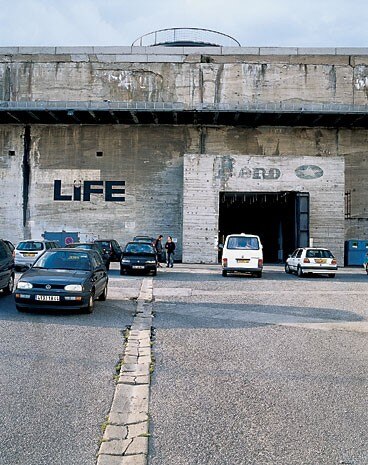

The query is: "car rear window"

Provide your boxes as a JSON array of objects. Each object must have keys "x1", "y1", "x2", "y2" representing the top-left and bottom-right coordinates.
[
  {"x1": 306, "y1": 249, "x2": 334, "y2": 258},
  {"x1": 227, "y1": 236, "x2": 259, "y2": 250},
  {"x1": 95, "y1": 241, "x2": 110, "y2": 249},
  {"x1": 17, "y1": 241, "x2": 44, "y2": 251}
]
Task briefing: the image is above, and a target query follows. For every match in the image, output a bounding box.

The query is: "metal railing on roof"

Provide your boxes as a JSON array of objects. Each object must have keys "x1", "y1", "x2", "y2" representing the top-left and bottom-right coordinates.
[{"x1": 132, "y1": 28, "x2": 241, "y2": 47}]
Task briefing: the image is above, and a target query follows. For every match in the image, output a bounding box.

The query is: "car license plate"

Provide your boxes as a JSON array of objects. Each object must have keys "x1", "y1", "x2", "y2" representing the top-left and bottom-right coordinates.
[
  {"x1": 132, "y1": 265, "x2": 145, "y2": 269},
  {"x1": 36, "y1": 295, "x2": 60, "y2": 301},
  {"x1": 315, "y1": 259, "x2": 327, "y2": 264},
  {"x1": 23, "y1": 253, "x2": 36, "y2": 257},
  {"x1": 237, "y1": 259, "x2": 250, "y2": 263}
]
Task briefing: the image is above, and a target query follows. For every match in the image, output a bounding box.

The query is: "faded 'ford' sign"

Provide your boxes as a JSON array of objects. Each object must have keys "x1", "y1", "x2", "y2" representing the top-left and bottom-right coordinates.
[{"x1": 295, "y1": 165, "x2": 323, "y2": 179}]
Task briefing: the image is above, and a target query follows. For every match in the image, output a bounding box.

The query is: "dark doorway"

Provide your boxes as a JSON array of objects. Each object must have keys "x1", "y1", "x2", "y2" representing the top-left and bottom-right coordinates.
[{"x1": 218, "y1": 191, "x2": 309, "y2": 263}]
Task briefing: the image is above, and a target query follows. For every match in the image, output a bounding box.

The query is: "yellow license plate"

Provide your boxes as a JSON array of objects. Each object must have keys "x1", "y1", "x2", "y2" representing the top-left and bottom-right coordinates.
[
  {"x1": 315, "y1": 258, "x2": 327, "y2": 264},
  {"x1": 23, "y1": 253, "x2": 36, "y2": 257},
  {"x1": 237, "y1": 259, "x2": 250, "y2": 263}
]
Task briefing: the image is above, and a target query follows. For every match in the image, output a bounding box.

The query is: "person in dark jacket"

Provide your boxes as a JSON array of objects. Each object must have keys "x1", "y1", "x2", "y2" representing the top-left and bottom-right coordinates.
[
  {"x1": 154, "y1": 235, "x2": 163, "y2": 267},
  {"x1": 165, "y1": 236, "x2": 176, "y2": 268}
]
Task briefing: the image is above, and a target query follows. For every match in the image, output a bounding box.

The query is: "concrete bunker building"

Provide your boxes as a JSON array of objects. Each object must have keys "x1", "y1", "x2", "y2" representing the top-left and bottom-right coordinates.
[{"x1": 1, "y1": 28, "x2": 368, "y2": 264}]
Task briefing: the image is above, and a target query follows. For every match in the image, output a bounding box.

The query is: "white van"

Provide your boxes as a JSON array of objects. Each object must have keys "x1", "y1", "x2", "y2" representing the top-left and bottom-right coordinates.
[{"x1": 221, "y1": 233, "x2": 263, "y2": 278}]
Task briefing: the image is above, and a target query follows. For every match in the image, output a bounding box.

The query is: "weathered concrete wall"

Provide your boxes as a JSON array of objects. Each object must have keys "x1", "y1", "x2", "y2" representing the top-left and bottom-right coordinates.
[
  {"x1": 183, "y1": 154, "x2": 345, "y2": 264},
  {"x1": 0, "y1": 126, "x2": 24, "y2": 240},
  {"x1": 0, "y1": 47, "x2": 368, "y2": 105},
  {"x1": 1, "y1": 124, "x2": 368, "y2": 260},
  {"x1": 0, "y1": 125, "x2": 200, "y2": 253},
  {"x1": 346, "y1": 219, "x2": 368, "y2": 240}
]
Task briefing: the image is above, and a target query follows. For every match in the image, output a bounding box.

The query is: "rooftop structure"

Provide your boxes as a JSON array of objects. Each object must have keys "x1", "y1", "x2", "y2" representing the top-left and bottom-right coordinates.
[{"x1": 132, "y1": 27, "x2": 241, "y2": 47}]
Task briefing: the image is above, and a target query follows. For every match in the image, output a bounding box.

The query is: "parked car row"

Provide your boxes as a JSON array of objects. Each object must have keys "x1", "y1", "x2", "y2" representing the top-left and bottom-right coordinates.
[
  {"x1": 1, "y1": 232, "x2": 349, "y2": 314},
  {"x1": 0, "y1": 235, "x2": 156, "y2": 313},
  {"x1": 221, "y1": 234, "x2": 339, "y2": 279}
]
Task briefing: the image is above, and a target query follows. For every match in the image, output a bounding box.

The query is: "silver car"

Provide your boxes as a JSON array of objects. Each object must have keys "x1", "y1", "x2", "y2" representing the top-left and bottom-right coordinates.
[{"x1": 14, "y1": 240, "x2": 59, "y2": 270}]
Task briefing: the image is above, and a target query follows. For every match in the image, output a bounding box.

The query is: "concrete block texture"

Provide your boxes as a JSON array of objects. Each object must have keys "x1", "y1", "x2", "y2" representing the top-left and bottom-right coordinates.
[
  {"x1": 1, "y1": 125, "x2": 368, "y2": 257},
  {"x1": 111, "y1": 382, "x2": 150, "y2": 413},
  {"x1": 183, "y1": 154, "x2": 345, "y2": 264},
  {"x1": 0, "y1": 58, "x2": 361, "y2": 106}
]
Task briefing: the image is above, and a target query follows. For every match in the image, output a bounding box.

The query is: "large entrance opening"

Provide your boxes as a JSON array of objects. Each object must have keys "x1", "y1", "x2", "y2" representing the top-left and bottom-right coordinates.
[{"x1": 218, "y1": 191, "x2": 309, "y2": 263}]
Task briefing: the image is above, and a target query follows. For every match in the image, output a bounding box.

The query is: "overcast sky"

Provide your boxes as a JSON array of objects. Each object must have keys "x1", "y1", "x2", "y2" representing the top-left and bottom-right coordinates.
[{"x1": 0, "y1": 0, "x2": 367, "y2": 48}]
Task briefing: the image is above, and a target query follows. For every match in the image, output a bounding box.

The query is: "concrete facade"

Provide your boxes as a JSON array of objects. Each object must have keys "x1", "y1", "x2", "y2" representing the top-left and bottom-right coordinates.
[
  {"x1": 1, "y1": 47, "x2": 368, "y2": 262},
  {"x1": 183, "y1": 154, "x2": 345, "y2": 264}
]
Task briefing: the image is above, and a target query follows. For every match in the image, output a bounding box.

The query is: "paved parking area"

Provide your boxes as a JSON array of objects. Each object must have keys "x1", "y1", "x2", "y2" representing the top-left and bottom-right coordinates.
[
  {"x1": 149, "y1": 265, "x2": 368, "y2": 465},
  {"x1": 0, "y1": 265, "x2": 140, "y2": 465}
]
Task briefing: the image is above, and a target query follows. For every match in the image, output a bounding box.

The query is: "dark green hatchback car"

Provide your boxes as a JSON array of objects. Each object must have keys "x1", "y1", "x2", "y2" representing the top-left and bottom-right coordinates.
[{"x1": 0, "y1": 239, "x2": 15, "y2": 295}]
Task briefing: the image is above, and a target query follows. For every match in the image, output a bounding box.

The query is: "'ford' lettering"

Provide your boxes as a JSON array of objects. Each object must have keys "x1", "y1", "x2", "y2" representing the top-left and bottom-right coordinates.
[
  {"x1": 238, "y1": 167, "x2": 281, "y2": 180},
  {"x1": 295, "y1": 165, "x2": 323, "y2": 179},
  {"x1": 54, "y1": 180, "x2": 125, "y2": 202}
]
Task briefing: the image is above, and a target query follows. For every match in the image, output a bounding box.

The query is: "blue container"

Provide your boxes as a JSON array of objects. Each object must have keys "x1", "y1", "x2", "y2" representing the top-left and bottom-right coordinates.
[
  {"x1": 344, "y1": 240, "x2": 368, "y2": 266},
  {"x1": 43, "y1": 231, "x2": 79, "y2": 247}
]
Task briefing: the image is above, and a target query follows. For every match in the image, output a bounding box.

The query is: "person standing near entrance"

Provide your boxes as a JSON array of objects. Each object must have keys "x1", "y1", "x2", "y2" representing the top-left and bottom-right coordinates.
[
  {"x1": 165, "y1": 236, "x2": 176, "y2": 268},
  {"x1": 154, "y1": 234, "x2": 164, "y2": 267}
]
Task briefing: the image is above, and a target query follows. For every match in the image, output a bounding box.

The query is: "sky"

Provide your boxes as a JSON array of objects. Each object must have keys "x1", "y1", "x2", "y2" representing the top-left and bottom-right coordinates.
[{"x1": 0, "y1": 0, "x2": 367, "y2": 48}]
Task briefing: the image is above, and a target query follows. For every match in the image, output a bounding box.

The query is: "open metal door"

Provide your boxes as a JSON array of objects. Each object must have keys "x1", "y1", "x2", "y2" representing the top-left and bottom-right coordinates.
[{"x1": 295, "y1": 192, "x2": 310, "y2": 247}]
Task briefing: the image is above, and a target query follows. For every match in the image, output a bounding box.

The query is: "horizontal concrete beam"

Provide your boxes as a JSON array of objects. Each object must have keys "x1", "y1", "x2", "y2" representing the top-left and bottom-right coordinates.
[{"x1": 1, "y1": 46, "x2": 368, "y2": 57}]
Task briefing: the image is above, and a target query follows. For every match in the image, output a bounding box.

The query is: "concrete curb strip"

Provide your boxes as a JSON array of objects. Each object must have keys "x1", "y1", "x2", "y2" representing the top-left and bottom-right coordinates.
[{"x1": 97, "y1": 278, "x2": 153, "y2": 465}]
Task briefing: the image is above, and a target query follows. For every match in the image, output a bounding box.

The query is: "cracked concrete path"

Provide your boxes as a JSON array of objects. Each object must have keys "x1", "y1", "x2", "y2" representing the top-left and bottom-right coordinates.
[{"x1": 97, "y1": 278, "x2": 153, "y2": 465}]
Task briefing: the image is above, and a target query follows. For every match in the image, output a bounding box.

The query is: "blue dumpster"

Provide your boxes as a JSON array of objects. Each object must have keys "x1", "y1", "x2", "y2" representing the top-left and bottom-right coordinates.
[{"x1": 344, "y1": 240, "x2": 368, "y2": 266}]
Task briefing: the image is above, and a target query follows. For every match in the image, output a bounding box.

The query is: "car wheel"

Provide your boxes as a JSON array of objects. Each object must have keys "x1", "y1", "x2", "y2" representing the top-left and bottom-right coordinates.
[
  {"x1": 297, "y1": 266, "x2": 304, "y2": 277},
  {"x1": 119, "y1": 267, "x2": 125, "y2": 276},
  {"x1": 328, "y1": 273, "x2": 335, "y2": 278},
  {"x1": 85, "y1": 293, "x2": 94, "y2": 313},
  {"x1": 285, "y1": 264, "x2": 291, "y2": 274},
  {"x1": 3, "y1": 274, "x2": 14, "y2": 295},
  {"x1": 152, "y1": 268, "x2": 157, "y2": 276},
  {"x1": 98, "y1": 285, "x2": 107, "y2": 301},
  {"x1": 222, "y1": 270, "x2": 228, "y2": 277},
  {"x1": 255, "y1": 271, "x2": 262, "y2": 278}
]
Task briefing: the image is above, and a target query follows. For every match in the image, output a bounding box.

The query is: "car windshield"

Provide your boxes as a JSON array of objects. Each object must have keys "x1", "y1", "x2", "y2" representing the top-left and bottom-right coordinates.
[
  {"x1": 125, "y1": 243, "x2": 155, "y2": 254},
  {"x1": 306, "y1": 249, "x2": 334, "y2": 259},
  {"x1": 17, "y1": 241, "x2": 44, "y2": 251},
  {"x1": 34, "y1": 250, "x2": 91, "y2": 270},
  {"x1": 72, "y1": 244, "x2": 93, "y2": 249},
  {"x1": 227, "y1": 236, "x2": 259, "y2": 250}
]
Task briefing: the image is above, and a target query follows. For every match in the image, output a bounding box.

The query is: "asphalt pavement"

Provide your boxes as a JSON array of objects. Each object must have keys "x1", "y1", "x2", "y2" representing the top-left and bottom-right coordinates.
[
  {"x1": 0, "y1": 266, "x2": 140, "y2": 465},
  {"x1": 1, "y1": 264, "x2": 367, "y2": 465},
  {"x1": 148, "y1": 265, "x2": 368, "y2": 465}
]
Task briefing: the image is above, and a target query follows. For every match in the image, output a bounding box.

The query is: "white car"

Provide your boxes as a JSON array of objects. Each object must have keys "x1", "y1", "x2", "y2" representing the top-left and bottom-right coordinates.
[
  {"x1": 285, "y1": 247, "x2": 337, "y2": 278},
  {"x1": 14, "y1": 240, "x2": 59, "y2": 270}
]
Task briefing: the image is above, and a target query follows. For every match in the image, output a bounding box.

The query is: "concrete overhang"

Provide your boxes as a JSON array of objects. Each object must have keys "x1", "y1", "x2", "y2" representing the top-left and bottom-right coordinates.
[{"x1": 0, "y1": 101, "x2": 368, "y2": 127}]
